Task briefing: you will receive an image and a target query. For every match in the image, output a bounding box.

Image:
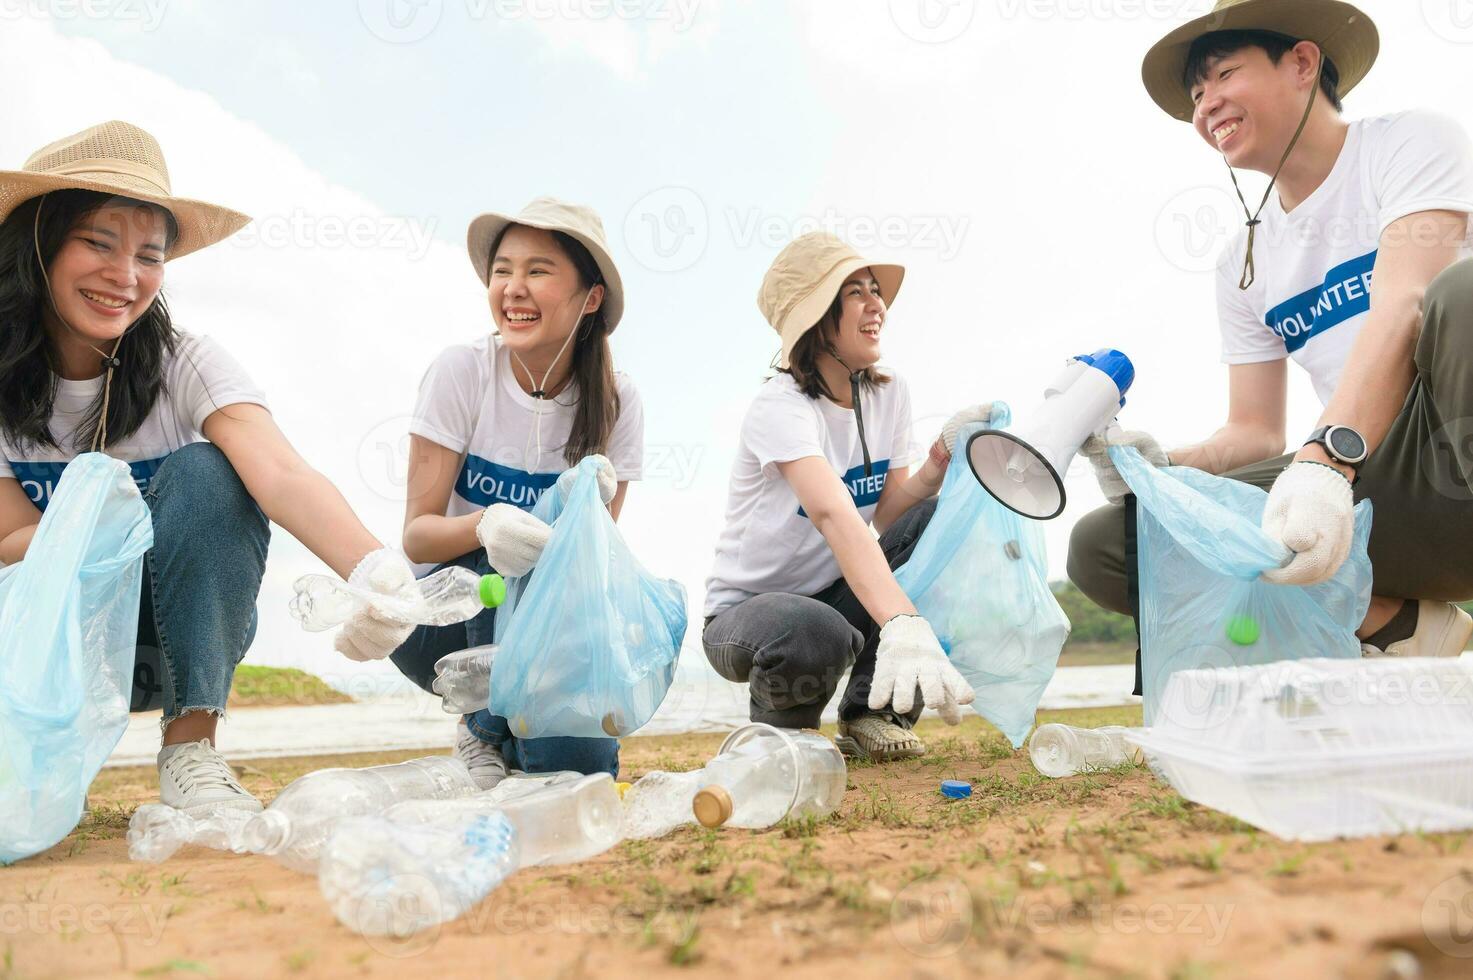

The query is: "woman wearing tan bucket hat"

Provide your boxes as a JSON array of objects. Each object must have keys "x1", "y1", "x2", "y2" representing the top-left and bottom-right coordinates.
[
  {"x1": 703, "y1": 231, "x2": 999, "y2": 761},
  {"x1": 388, "y1": 197, "x2": 643, "y2": 784},
  {"x1": 1069, "y1": 0, "x2": 1473, "y2": 683},
  {"x1": 0, "y1": 121, "x2": 430, "y2": 816}
]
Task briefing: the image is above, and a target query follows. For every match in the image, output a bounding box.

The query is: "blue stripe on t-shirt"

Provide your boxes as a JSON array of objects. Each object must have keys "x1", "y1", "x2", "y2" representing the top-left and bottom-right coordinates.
[
  {"x1": 1264, "y1": 250, "x2": 1377, "y2": 354},
  {"x1": 455, "y1": 453, "x2": 559, "y2": 510},
  {"x1": 8, "y1": 456, "x2": 166, "y2": 512},
  {"x1": 797, "y1": 459, "x2": 891, "y2": 519}
]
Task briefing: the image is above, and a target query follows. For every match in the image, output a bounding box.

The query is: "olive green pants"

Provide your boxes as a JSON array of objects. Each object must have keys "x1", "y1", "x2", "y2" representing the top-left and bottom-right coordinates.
[{"x1": 1068, "y1": 257, "x2": 1473, "y2": 617}]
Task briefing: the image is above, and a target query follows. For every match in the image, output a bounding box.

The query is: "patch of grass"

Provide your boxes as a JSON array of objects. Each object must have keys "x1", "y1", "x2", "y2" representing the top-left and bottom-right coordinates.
[
  {"x1": 283, "y1": 949, "x2": 316, "y2": 972},
  {"x1": 228, "y1": 666, "x2": 351, "y2": 707},
  {"x1": 667, "y1": 914, "x2": 702, "y2": 966},
  {"x1": 1268, "y1": 853, "x2": 1309, "y2": 877},
  {"x1": 136, "y1": 960, "x2": 210, "y2": 977},
  {"x1": 1184, "y1": 841, "x2": 1227, "y2": 873}
]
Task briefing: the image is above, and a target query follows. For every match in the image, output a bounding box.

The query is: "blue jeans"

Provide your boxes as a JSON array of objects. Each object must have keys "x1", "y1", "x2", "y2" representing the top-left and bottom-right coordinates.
[
  {"x1": 129, "y1": 443, "x2": 270, "y2": 722},
  {"x1": 390, "y1": 548, "x2": 620, "y2": 778}
]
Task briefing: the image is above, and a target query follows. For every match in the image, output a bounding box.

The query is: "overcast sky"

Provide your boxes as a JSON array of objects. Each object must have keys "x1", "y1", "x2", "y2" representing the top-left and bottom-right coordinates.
[{"x1": 5, "y1": 1, "x2": 1471, "y2": 686}]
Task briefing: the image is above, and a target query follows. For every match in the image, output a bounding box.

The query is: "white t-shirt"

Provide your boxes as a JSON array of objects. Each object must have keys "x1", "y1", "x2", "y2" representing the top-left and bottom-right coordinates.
[
  {"x1": 704, "y1": 370, "x2": 922, "y2": 616},
  {"x1": 1217, "y1": 110, "x2": 1473, "y2": 405},
  {"x1": 410, "y1": 334, "x2": 644, "y2": 519},
  {"x1": 0, "y1": 332, "x2": 267, "y2": 511}
]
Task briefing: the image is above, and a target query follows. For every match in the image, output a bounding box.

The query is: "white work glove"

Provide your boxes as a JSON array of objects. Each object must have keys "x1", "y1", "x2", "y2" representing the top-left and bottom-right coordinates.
[
  {"x1": 1080, "y1": 430, "x2": 1169, "y2": 504},
  {"x1": 555, "y1": 453, "x2": 618, "y2": 506},
  {"x1": 868, "y1": 615, "x2": 975, "y2": 725},
  {"x1": 938, "y1": 403, "x2": 1003, "y2": 457},
  {"x1": 334, "y1": 548, "x2": 418, "y2": 662},
  {"x1": 1260, "y1": 461, "x2": 1355, "y2": 586},
  {"x1": 477, "y1": 504, "x2": 553, "y2": 578}
]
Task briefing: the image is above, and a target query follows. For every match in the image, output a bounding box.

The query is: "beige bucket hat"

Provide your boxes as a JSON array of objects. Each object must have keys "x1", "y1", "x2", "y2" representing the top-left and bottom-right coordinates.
[
  {"x1": 1141, "y1": 0, "x2": 1378, "y2": 122},
  {"x1": 467, "y1": 196, "x2": 625, "y2": 332},
  {"x1": 758, "y1": 232, "x2": 904, "y2": 369},
  {"x1": 0, "y1": 120, "x2": 251, "y2": 260}
]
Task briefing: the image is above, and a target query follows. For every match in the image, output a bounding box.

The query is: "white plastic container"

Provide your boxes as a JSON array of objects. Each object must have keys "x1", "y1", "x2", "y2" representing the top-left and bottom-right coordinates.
[
  {"x1": 289, "y1": 567, "x2": 505, "y2": 632},
  {"x1": 127, "y1": 804, "x2": 253, "y2": 862},
  {"x1": 432, "y1": 646, "x2": 496, "y2": 714},
  {"x1": 318, "y1": 811, "x2": 518, "y2": 936},
  {"x1": 1127, "y1": 657, "x2": 1473, "y2": 841},
  {"x1": 622, "y1": 724, "x2": 847, "y2": 836},
  {"x1": 1029, "y1": 724, "x2": 1142, "y2": 778},
  {"x1": 241, "y1": 757, "x2": 480, "y2": 872},
  {"x1": 385, "y1": 772, "x2": 622, "y2": 867}
]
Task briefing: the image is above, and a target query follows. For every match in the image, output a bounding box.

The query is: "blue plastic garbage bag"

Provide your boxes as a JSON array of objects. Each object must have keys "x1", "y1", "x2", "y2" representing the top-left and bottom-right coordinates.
[
  {"x1": 1110, "y1": 446, "x2": 1373, "y2": 724},
  {"x1": 1, "y1": 454, "x2": 154, "y2": 864},
  {"x1": 894, "y1": 415, "x2": 1071, "y2": 748},
  {"x1": 490, "y1": 456, "x2": 688, "y2": 739}
]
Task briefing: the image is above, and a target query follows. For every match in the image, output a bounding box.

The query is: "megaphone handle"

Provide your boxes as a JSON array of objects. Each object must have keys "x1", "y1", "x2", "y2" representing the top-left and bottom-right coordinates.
[{"x1": 1100, "y1": 420, "x2": 1125, "y2": 443}]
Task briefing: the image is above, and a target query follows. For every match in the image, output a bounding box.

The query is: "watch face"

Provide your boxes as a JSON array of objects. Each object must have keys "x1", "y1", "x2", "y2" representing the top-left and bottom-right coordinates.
[{"x1": 1327, "y1": 426, "x2": 1366, "y2": 463}]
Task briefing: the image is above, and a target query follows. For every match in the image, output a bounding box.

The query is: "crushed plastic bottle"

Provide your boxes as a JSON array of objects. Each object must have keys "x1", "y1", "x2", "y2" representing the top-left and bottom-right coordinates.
[
  {"x1": 1029, "y1": 724, "x2": 1142, "y2": 778},
  {"x1": 622, "y1": 724, "x2": 848, "y2": 837},
  {"x1": 432, "y1": 646, "x2": 496, "y2": 715},
  {"x1": 319, "y1": 811, "x2": 518, "y2": 937},
  {"x1": 240, "y1": 757, "x2": 479, "y2": 873},
  {"x1": 127, "y1": 804, "x2": 254, "y2": 862},
  {"x1": 290, "y1": 567, "x2": 506, "y2": 632},
  {"x1": 386, "y1": 772, "x2": 623, "y2": 868}
]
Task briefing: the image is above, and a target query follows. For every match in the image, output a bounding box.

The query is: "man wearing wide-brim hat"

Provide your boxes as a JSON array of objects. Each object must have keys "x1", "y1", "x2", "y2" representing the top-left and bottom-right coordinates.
[{"x1": 1069, "y1": 0, "x2": 1473, "y2": 665}]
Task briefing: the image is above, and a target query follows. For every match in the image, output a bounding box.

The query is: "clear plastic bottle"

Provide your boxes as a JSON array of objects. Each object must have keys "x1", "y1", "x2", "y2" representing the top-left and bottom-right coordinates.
[
  {"x1": 432, "y1": 646, "x2": 496, "y2": 715},
  {"x1": 240, "y1": 757, "x2": 480, "y2": 873},
  {"x1": 385, "y1": 772, "x2": 622, "y2": 868},
  {"x1": 126, "y1": 803, "x2": 253, "y2": 863},
  {"x1": 318, "y1": 811, "x2": 518, "y2": 937},
  {"x1": 289, "y1": 567, "x2": 507, "y2": 632},
  {"x1": 622, "y1": 724, "x2": 848, "y2": 837},
  {"x1": 1029, "y1": 724, "x2": 1143, "y2": 778}
]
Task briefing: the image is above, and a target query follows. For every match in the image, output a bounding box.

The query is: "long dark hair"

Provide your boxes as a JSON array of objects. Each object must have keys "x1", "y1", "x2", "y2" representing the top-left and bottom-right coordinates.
[
  {"x1": 779, "y1": 290, "x2": 890, "y2": 401},
  {"x1": 0, "y1": 189, "x2": 180, "y2": 452},
  {"x1": 488, "y1": 225, "x2": 621, "y2": 467}
]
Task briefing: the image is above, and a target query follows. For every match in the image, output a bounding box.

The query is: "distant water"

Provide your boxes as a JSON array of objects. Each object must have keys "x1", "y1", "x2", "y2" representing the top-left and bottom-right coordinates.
[{"x1": 106, "y1": 656, "x2": 1137, "y2": 767}]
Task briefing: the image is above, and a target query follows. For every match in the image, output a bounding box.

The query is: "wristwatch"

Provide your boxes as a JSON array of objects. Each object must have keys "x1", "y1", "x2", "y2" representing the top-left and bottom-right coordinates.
[{"x1": 1304, "y1": 425, "x2": 1368, "y2": 469}]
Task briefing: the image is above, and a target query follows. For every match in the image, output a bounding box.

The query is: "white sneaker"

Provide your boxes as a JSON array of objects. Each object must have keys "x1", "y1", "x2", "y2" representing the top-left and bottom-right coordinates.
[
  {"x1": 1362, "y1": 601, "x2": 1473, "y2": 659},
  {"x1": 156, "y1": 740, "x2": 262, "y2": 817},
  {"x1": 455, "y1": 718, "x2": 509, "y2": 790}
]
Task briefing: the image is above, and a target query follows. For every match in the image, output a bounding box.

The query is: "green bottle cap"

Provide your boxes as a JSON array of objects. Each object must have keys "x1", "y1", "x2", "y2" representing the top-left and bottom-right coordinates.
[
  {"x1": 1225, "y1": 614, "x2": 1260, "y2": 646},
  {"x1": 478, "y1": 574, "x2": 507, "y2": 608}
]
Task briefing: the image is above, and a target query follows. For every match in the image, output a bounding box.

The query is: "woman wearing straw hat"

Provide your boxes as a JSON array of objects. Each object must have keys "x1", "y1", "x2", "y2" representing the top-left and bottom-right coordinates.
[
  {"x1": 0, "y1": 122, "x2": 429, "y2": 815},
  {"x1": 703, "y1": 232, "x2": 991, "y2": 761},
  {"x1": 1070, "y1": 0, "x2": 1473, "y2": 670},
  {"x1": 388, "y1": 197, "x2": 642, "y2": 784}
]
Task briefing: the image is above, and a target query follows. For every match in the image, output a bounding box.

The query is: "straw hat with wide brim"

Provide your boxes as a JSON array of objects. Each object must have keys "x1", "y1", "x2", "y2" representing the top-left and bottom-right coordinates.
[
  {"x1": 1142, "y1": 0, "x2": 1378, "y2": 122},
  {"x1": 467, "y1": 196, "x2": 625, "y2": 332},
  {"x1": 758, "y1": 232, "x2": 904, "y2": 369},
  {"x1": 0, "y1": 120, "x2": 251, "y2": 260}
]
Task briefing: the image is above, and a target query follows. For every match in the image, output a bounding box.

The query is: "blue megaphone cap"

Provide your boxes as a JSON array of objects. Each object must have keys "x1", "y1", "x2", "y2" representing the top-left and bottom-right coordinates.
[{"x1": 1074, "y1": 349, "x2": 1134, "y2": 403}]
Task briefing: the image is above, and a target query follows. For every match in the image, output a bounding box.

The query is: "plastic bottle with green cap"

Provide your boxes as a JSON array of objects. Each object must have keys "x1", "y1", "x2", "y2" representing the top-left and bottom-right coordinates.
[{"x1": 289, "y1": 567, "x2": 506, "y2": 631}]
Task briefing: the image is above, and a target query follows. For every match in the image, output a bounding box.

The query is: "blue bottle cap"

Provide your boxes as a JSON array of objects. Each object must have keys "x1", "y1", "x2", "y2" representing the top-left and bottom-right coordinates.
[{"x1": 940, "y1": 780, "x2": 972, "y2": 799}]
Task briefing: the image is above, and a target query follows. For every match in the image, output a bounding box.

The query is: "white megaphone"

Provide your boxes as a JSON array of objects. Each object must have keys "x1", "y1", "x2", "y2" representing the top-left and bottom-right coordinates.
[{"x1": 966, "y1": 348, "x2": 1135, "y2": 520}]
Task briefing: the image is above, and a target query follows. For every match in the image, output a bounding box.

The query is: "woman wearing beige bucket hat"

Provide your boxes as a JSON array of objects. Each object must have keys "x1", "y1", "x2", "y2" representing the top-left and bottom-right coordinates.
[
  {"x1": 1071, "y1": 1, "x2": 1473, "y2": 680},
  {"x1": 388, "y1": 196, "x2": 643, "y2": 783},
  {"x1": 0, "y1": 121, "x2": 433, "y2": 816},
  {"x1": 703, "y1": 231, "x2": 1000, "y2": 761}
]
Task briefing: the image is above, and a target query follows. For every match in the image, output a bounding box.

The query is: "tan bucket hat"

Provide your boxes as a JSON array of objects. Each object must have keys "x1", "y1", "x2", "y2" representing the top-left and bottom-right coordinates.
[
  {"x1": 0, "y1": 120, "x2": 251, "y2": 260},
  {"x1": 758, "y1": 232, "x2": 904, "y2": 369},
  {"x1": 467, "y1": 196, "x2": 625, "y2": 332},
  {"x1": 1142, "y1": 0, "x2": 1378, "y2": 121}
]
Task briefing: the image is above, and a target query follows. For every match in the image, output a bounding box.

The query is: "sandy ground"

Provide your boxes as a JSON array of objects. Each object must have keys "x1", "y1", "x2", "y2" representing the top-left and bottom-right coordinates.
[{"x1": 4, "y1": 705, "x2": 1472, "y2": 980}]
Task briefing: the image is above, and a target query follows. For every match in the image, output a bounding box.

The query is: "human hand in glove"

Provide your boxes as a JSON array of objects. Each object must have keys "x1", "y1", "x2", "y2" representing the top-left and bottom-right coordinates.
[
  {"x1": 936, "y1": 403, "x2": 1003, "y2": 459},
  {"x1": 555, "y1": 453, "x2": 618, "y2": 506},
  {"x1": 334, "y1": 548, "x2": 419, "y2": 662},
  {"x1": 477, "y1": 504, "x2": 552, "y2": 578},
  {"x1": 1260, "y1": 461, "x2": 1354, "y2": 586},
  {"x1": 1079, "y1": 430, "x2": 1169, "y2": 504},
  {"x1": 868, "y1": 614, "x2": 975, "y2": 725}
]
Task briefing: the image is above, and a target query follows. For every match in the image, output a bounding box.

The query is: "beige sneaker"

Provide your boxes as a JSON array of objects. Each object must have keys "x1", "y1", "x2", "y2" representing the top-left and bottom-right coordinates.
[
  {"x1": 835, "y1": 713, "x2": 925, "y2": 762},
  {"x1": 1362, "y1": 600, "x2": 1473, "y2": 659},
  {"x1": 157, "y1": 740, "x2": 262, "y2": 817},
  {"x1": 454, "y1": 718, "x2": 509, "y2": 790}
]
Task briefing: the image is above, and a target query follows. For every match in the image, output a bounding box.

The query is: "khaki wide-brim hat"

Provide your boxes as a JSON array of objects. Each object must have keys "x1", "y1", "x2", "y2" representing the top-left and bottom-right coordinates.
[
  {"x1": 467, "y1": 196, "x2": 625, "y2": 332},
  {"x1": 1142, "y1": 0, "x2": 1378, "y2": 122},
  {"x1": 0, "y1": 120, "x2": 251, "y2": 260},
  {"x1": 758, "y1": 231, "x2": 904, "y2": 369}
]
